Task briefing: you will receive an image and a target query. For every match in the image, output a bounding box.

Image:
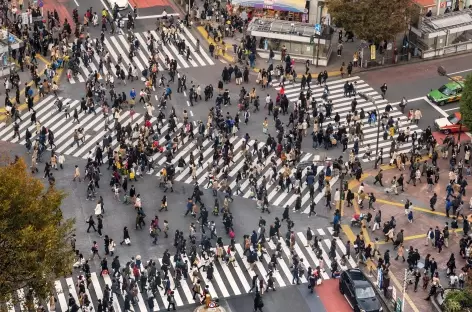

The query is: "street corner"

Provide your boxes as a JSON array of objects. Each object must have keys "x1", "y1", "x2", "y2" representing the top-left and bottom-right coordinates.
[
  {"x1": 314, "y1": 279, "x2": 352, "y2": 312},
  {"x1": 196, "y1": 27, "x2": 235, "y2": 64},
  {"x1": 432, "y1": 130, "x2": 471, "y2": 145},
  {"x1": 369, "y1": 200, "x2": 442, "y2": 247}
]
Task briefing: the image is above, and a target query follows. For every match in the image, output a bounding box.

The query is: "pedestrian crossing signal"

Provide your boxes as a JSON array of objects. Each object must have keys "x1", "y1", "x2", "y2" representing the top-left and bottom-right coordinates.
[{"x1": 310, "y1": 35, "x2": 314, "y2": 44}]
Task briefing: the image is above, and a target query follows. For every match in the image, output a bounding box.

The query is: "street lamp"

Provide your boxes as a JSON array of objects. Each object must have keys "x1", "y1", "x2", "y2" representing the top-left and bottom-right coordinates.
[
  {"x1": 437, "y1": 66, "x2": 464, "y2": 142},
  {"x1": 358, "y1": 92, "x2": 381, "y2": 169}
]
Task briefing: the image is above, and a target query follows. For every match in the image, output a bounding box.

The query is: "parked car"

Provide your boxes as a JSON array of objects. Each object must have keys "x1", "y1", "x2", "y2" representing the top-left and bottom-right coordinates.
[{"x1": 339, "y1": 268, "x2": 382, "y2": 312}]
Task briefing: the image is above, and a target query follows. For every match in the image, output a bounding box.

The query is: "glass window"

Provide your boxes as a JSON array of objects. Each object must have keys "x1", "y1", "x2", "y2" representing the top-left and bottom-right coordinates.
[
  {"x1": 355, "y1": 286, "x2": 376, "y2": 299},
  {"x1": 447, "y1": 115, "x2": 460, "y2": 124},
  {"x1": 289, "y1": 42, "x2": 301, "y2": 55},
  {"x1": 438, "y1": 85, "x2": 452, "y2": 96}
]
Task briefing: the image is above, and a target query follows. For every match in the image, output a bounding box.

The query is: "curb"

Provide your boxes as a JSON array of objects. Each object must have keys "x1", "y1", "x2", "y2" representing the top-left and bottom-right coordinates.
[{"x1": 353, "y1": 50, "x2": 472, "y2": 75}]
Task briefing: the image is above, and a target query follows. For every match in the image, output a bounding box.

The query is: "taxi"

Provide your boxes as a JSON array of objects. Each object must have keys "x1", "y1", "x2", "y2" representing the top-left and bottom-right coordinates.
[
  {"x1": 427, "y1": 82, "x2": 463, "y2": 106},
  {"x1": 434, "y1": 112, "x2": 469, "y2": 134}
]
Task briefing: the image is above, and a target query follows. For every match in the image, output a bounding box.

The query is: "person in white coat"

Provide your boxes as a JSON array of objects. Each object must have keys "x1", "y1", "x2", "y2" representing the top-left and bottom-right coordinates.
[
  {"x1": 146, "y1": 103, "x2": 154, "y2": 116},
  {"x1": 95, "y1": 201, "x2": 103, "y2": 218}
]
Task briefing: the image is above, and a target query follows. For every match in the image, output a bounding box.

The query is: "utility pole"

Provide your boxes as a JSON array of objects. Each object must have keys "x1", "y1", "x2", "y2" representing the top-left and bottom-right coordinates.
[
  {"x1": 358, "y1": 92, "x2": 381, "y2": 169},
  {"x1": 401, "y1": 268, "x2": 407, "y2": 312}
]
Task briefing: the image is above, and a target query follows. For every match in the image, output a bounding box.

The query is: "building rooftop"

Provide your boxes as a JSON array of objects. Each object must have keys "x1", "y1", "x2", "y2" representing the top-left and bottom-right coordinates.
[
  {"x1": 420, "y1": 8, "x2": 472, "y2": 34},
  {"x1": 247, "y1": 17, "x2": 318, "y2": 37}
]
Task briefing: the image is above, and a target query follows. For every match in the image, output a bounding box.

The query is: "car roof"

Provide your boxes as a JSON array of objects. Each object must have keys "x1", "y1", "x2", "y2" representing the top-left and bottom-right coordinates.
[
  {"x1": 444, "y1": 82, "x2": 462, "y2": 89},
  {"x1": 346, "y1": 268, "x2": 368, "y2": 281}
]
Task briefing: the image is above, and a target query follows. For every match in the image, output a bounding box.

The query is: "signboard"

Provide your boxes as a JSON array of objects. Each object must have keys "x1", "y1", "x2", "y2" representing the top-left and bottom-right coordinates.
[
  {"x1": 314, "y1": 23, "x2": 321, "y2": 35},
  {"x1": 2, "y1": 54, "x2": 8, "y2": 67},
  {"x1": 370, "y1": 44, "x2": 376, "y2": 60},
  {"x1": 38, "y1": 0, "x2": 43, "y2": 8},
  {"x1": 395, "y1": 298, "x2": 403, "y2": 312},
  {"x1": 392, "y1": 286, "x2": 397, "y2": 301},
  {"x1": 377, "y1": 268, "x2": 383, "y2": 289},
  {"x1": 387, "y1": 42, "x2": 393, "y2": 50},
  {"x1": 231, "y1": 0, "x2": 306, "y2": 13},
  {"x1": 360, "y1": 40, "x2": 368, "y2": 49}
]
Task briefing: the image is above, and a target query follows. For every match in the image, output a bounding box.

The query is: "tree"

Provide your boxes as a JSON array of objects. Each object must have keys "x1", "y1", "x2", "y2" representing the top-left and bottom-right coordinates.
[
  {"x1": 326, "y1": 0, "x2": 414, "y2": 42},
  {"x1": 0, "y1": 157, "x2": 75, "y2": 308},
  {"x1": 460, "y1": 74, "x2": 472, "y2": 131}
]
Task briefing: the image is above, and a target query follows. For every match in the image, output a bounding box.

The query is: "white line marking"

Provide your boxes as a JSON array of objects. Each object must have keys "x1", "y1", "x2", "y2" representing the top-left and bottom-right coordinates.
[
  {"x1": 448, "y1": 68, "x2": 472, "y2": 75},
  {"x1": 443, "y1": 107, "x2": 460, "y2": 112},
  {"x1": 424, "y1": 97, "x2": 449, "y2": 117},
  {"x1": 74, "y1": 0, "x2": 79, "y2": 6}
]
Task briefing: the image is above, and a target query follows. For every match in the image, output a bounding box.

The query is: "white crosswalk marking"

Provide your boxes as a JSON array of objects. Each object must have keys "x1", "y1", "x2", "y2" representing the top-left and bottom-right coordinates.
[
  {"x1": 6, "y1": 227, "x2": 356, "y2": 312},
  {"x1": 272, "y1": 76, "x2": 423, "y2": 160},
  {"x1": 67, "y1": 28, "x2": 214, "y2": 84}
]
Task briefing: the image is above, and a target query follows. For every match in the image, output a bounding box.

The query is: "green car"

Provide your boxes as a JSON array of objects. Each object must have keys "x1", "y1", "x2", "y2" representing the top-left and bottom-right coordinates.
[{"x1": 427, "y1": 82, "x2": 463, "y2": 106}]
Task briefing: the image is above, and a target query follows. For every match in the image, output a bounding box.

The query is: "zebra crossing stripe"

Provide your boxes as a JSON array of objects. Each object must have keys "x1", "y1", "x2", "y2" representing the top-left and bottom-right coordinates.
[
  {"x1": 102, "y1": 274, "x2": 125, "y2": 312},
  {"x1": 54, "y1": 280, "x2": 68, "y2": 311},
  {"x1": 274, "y1": 76, "x2": 423, "y2": 158},
  {"x1": 215, "y1": 248, "x2": 242, "y2": 295},
  {"x1": 182, "y1": 27, "x2": 214, "y2": 65},
  {"x1": 6, "y1": 228, "x2": 359, "y2": 312}
]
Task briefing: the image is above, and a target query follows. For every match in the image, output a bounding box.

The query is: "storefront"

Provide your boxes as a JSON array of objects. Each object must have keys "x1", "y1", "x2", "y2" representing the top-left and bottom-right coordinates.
[
  {"x1": 229, "y1": 0, "x2": 310, "y2": 22},
  {"x1": 247, "y1": 18, "x2": 333, "y2": 66}
]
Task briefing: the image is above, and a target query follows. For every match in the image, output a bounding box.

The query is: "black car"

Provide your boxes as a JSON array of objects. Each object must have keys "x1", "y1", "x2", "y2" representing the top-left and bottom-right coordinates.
[{"x1": 339, "y1": 268, "x2": 382, "y2": 312}]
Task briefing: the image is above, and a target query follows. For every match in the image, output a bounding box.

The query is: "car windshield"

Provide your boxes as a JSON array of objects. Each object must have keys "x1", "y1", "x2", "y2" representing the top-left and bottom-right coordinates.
[
  {"x1": 355, "y1": 286, "x2": 376, "y2": 299},
  {"x1": 438, "y1": 85, "x2": 452, "y2": 96},
  {"x1": 447, "y1": 115, "x2": 460, "y2": 124}
]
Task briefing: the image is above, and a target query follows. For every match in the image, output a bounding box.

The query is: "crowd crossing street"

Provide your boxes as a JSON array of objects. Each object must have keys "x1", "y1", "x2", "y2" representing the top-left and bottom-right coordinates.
[
  {"x1": 0, "y1": 90, "x2": 342, "y2": 215},
  {"x1": 5, "y1": 1, "x2": 470, "y2": 312},
  {"x1": 271, "y1": 76, "x2": 424, "y2": 162},
  {"x1": 7, "y1": 225, "x2": 358, "y2": 312},
  {"x1": 66, "y1": 27, "x2": 214, "y2": 85}
]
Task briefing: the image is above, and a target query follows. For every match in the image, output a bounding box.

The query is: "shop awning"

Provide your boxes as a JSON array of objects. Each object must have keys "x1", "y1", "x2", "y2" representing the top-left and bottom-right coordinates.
[
  {"x1": 413, "y1": 0, "x2": 436, "y2": 8},
  {"x1": 231, "y1": 0, "x2": 307, "y2": 13}
]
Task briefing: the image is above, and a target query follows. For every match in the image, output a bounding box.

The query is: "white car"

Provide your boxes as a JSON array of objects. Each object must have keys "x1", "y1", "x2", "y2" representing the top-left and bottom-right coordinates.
[{"x1": 107, "y1": 0, "x2": 128, "y2": 11}]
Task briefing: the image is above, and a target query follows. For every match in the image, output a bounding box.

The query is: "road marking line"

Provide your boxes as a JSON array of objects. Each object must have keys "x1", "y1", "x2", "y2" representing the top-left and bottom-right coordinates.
[
  {"x1": 448, "y1": 68, "x2": 472, "y2": 75},
  {"x1": 443, "y1": 107, "x2": 459, "y2": 112},
  {"x1": 424, "y1": 97, "x2": 449, "y2": 117}
]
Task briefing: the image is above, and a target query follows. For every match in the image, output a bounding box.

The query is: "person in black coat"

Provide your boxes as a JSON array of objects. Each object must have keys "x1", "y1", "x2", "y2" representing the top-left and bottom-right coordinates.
[{"x1": 254, "y1": 290, "x2": 264, "y2": 311}]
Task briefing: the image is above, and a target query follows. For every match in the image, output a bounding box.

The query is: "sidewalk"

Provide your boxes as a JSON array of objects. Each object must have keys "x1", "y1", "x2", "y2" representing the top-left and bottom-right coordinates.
[
  {"x1": 195, "y1": 26, "x2": 363, "y2": 78},
  {"x1": 341, "y1": 155, "x2": 472, "y2": 312},
  {"x1": 0, "y1": 55, "x2": 64, "y2": 122}
]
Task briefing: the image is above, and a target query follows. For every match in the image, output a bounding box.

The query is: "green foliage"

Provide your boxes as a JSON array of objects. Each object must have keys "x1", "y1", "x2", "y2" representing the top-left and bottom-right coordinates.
[
  {"x1": 460, "y1": 74, "x2": 472, "y2": 131},
  {"x1": 0, "y1": 157, "x2": 75, "y2": 308},
  {"x1": 443, "y1": 287, "x2": 472, "y2": 312},
  {"x1": 326, "y1": 0, "x2": 414, "y2": 42}
]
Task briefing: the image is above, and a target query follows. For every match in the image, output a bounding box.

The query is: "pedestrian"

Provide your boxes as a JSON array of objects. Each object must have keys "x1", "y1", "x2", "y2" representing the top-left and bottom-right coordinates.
[
  {"x1": 86, "y1": 215, "x2": 97, "y2": 233},
  {"x1": 166, "y1": 290, "x2": 176, "y2": 311},
  {"x1": 120, "y1": 226, "x2": 131, "y2": 245},
  {"x1": 253, "y1": 290, "x2": 264, "y2": 312},
  {"x1": 73, "y1": 165, "x2": 81, "y2": 182}
]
